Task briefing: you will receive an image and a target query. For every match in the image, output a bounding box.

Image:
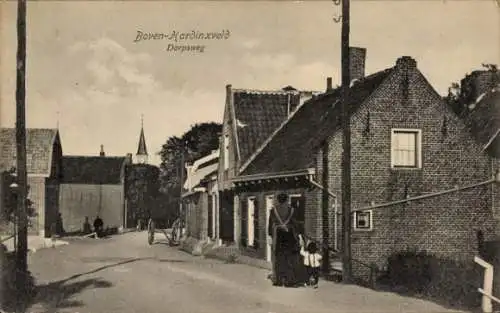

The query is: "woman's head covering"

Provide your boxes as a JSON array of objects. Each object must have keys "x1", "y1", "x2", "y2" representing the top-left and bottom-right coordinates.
[{"x1": 277, "y1": 193, "x2": 288, "y2": 204}]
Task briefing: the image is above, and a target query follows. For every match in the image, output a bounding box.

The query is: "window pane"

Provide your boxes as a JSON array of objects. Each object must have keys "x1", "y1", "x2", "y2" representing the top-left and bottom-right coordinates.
[
  {"x1": 356, "y1": 212, "x2": 370, "y2": 229},
  {"x1": 393, "y1": 131, "x2": 418, "y2": 167}
]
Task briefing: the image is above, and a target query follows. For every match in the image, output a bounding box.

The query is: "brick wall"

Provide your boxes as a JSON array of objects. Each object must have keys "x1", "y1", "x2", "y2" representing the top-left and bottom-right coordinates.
[
  {"x1": 493, "y1": 158, "x2": 500, "y2": 235},
  {"x1": 320, "y1": 59, "x2": 498, "y2": 280},
  {"x1": 185, "y1": 192, "x2": 209, "y2": 240}
]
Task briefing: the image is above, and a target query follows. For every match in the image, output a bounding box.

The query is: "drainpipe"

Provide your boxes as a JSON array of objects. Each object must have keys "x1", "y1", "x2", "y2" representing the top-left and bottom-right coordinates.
[
  {"x1": 355, "y1": 173, "x2": 499, "y2": 213},
  {"x1": 307, "y1": 175, "x2": 339, "y2": 251}
]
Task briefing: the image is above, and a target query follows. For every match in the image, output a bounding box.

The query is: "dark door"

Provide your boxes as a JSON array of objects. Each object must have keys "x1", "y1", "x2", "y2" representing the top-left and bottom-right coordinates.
[
  {"x1": 219, "y1": 190, "x2": 234, "y2": 242},
  {"x1": 290, "y1": 194, "x2": 305, "y2": 234},
  {"x1": 208, "y1": 195, "x2": 213, "y2": 239}
]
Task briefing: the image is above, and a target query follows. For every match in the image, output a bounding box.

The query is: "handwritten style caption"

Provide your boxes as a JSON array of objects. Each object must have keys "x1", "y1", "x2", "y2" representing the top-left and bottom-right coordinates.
[{"x1": 134, "y1": 30, "x2": 231, "y2": 54}]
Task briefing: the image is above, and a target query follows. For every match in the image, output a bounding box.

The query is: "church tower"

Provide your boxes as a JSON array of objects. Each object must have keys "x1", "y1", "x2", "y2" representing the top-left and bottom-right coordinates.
[{"x1": 136, "y1": 115, "x2": 148, "y2": 164}]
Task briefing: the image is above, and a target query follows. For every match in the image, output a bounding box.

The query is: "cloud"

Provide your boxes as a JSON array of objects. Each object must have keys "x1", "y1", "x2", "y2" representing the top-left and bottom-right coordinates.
[
  {"x1": 51, "y1": 38, "x2": 224, "y2": 165},
  {"x1": 243, "y1": 52, "x2": 295, "y2": 71},
  {"x1": 241, "y1": 38, "x2": 261, "y2": 49},
  {"x1": 68, "y1": 38, "x2": 157, "y2": 93},
  {"x1": 238, "y1": 51, "x2": 336, "y2": 91}
]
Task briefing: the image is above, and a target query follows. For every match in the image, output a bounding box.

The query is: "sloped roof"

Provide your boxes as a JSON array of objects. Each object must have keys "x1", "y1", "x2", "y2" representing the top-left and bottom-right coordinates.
[
  {"x1": 241, "y1": 68, "x2": 394, "y2": 175},
  {"x1": 0, "y1": 128, "x2": 60, "y2": 176},
  {"x1": 61, "y1": 156, "x2": 127, "y2": 184},
  {"x1": 183, "y1": 151, "x2": 219, "y2": 190},
  {"x1": 465, "y1": 85, "x2": 500, "y2": 156},
  {"x1": 137, "y1": 126, "x2": 148, "y2": 156},
  {"x1": 231, "y1": 88, "x2": 318, "y2": 166}
]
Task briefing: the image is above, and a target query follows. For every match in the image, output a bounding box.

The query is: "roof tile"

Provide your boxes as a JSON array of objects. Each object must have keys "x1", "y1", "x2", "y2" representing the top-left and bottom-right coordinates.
[
  {"x1": 0, "y1": 128, "x2": 59, "y2": 176},
  {"x1": 241, "y1": 68, "x2": 394, "y2": 175},
  {"x1": 61, "y1": 156, "x2": 127, "y2": 184}
]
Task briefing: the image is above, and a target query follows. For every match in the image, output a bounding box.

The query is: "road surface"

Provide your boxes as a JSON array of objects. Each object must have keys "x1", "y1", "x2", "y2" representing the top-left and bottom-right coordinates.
[{"x1": 25, "y1": 232, "x2": 465, "y2": 313}]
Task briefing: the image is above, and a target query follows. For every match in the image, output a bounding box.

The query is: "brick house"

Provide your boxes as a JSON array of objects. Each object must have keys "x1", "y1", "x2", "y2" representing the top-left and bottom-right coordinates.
[
  {"x1": 58, "y1": 146, "x2": 132, "y2": 233},
  {"x1": 234, "y1": 49, "x2": 499, "y2": 283},
  {"x1": 0, "y1": 128, "x2": 63, "y2": 237},
  {"x1": 182, "y1": 150, "x2": 219, "y2": 241},
  {"x1": 216, "y1": 84, "x2": 319, "y2": 244}
]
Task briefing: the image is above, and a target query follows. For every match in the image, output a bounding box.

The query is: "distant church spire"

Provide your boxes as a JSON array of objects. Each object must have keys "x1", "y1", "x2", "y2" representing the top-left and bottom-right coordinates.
[
  {"x1": 136, "y1": 114, "x2": 148, "y2": 164},
  {"x1": 100, "y1": 144, "x2": 105, "y2": 157}
]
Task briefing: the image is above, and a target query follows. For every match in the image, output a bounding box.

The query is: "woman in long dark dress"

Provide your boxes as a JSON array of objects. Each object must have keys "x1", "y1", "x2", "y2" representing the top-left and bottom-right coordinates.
[{"x1": 268, "y1": 193, "x2": 305, "y2": 287}]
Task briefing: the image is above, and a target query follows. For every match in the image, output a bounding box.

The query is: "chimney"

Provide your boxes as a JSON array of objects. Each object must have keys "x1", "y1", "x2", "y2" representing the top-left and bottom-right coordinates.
[
  {"x1": 99, "y1": 144, "x2": 105, "y2": 157},
  {"x1": 349, "y1": 47, "x2": 366, "y2": 82},
  {"x1": 395, "y1": 56, "x2": 417, "y2": 70},
  {"x1": 326, "y1": 77, "x2": 333, "y2": 91}
]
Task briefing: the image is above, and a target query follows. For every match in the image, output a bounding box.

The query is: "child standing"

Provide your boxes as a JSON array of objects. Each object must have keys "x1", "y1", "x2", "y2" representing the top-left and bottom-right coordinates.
[{"x1": 300, "y1": 238, "x2": 322, "y2": 288}]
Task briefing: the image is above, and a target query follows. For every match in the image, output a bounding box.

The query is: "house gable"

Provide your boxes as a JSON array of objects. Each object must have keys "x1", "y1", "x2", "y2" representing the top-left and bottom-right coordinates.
[
  {"x1": 326, "y1": 57, "x2": 499, "y2": 269},
  {"x1": 0, "y1": 128, "x2": 59, "y2": 177},
  {"x1": 217, "y1": 85, "x2": 308, "y2": 190}
]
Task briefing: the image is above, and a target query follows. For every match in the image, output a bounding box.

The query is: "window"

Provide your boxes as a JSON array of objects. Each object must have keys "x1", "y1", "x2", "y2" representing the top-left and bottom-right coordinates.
[
  {"x1": 391, "y1": 129, "x2": 421, "y2": 168},
  {"x1": 353, "y1": 210, "x2": 373, "y2": 231},
  {"x1": 247, "y1": 197, "x2": 256, "y2": 247},
  {"x1": 223, "y1": 135, "x2": 229, "y2": 170}
]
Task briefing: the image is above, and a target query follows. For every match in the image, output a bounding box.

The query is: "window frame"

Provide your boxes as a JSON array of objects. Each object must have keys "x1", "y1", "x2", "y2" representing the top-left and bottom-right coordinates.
[
  {"x1": 390, "y1": 128, "x2": 422, "y2": 169},
  {"x1": 353, "y1": 210, "x2": 373, "y2": 232}
]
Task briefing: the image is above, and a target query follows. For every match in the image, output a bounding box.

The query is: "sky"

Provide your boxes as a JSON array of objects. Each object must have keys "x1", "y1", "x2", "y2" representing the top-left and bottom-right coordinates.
[{"x1": 1, "y1": 0, "x2": 499, "y2": 166}]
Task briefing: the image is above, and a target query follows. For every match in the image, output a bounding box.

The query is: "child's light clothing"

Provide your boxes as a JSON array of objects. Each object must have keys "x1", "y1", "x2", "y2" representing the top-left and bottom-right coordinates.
[
  {"x1": 300, "y1": 248, "x2": 322, "y2": 268},
  {"x1": 300, "y1": 246, "x2": 322, "y2": 288}
]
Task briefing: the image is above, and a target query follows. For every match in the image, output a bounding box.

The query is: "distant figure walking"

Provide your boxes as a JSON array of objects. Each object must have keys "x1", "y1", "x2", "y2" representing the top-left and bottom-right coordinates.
[
  {"x1": 93, "y1": 215, "x2": 104, "y2": 238},
  {"x1": 55, "y1": 212, "x2": 65, "y2": 236},
  {"x1": 82, "y1": 216, "x2": 92, "y2": 234}
]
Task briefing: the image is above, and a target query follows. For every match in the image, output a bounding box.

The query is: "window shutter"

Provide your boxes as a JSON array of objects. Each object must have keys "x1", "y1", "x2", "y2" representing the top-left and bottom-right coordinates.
[
  {"x1": 253, "y1": 198, "x2": 259, "y2": 249},
  {"x1": 241, "y1": 198, "x2": 247, "y2": 247}
]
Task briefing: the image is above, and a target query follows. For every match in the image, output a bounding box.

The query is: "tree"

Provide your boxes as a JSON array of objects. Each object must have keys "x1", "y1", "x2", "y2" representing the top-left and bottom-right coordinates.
[
  {"x1": 1, "y1": 169, "x2": 37, "y2": 229},
  {"x1": 158, "y1": 122, "x2": 222, "y2": 216},
  {"x1": 125, "y1": 164, "x2": 160, "y2": 225},
  {"x1": 444, "y1": 63, "x2": 499, "y2": 115}
]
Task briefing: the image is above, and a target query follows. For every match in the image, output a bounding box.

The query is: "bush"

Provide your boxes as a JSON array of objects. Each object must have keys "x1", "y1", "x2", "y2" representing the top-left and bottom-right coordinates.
[
  {"x1": 383, "y1": 248, "x2": 482, "y2": 309},
  {"x1": 0, "y1": 244, "x2": 36, "y2": 311}
]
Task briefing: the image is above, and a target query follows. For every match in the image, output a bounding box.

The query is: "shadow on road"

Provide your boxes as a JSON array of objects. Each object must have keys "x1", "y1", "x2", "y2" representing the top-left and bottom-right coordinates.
[
  {"x1": 16, "y1": 255, "x2": 194, "y2": 312},
  {"x1": 26, "y1": 257, "x2": 148, "y2": 313},
  {"x1": 33, "y1": 277, "x2": 113, "y2": 313}
]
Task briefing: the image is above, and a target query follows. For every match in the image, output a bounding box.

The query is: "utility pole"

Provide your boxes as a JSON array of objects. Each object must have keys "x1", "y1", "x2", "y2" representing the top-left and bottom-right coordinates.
[
  {"x1": 179, "y1": 141, "x2": 186, "y2": 226},
  {"x1": 340, "y1": 0, "x2": 352, "y2": 284},
  {"x1": 15, "y1": 0, "x2": 29, "y2": 284}
]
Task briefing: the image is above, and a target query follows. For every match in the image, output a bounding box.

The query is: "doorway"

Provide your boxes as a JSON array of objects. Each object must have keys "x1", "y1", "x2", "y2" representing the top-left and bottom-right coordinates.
[{"x1": 265, "y1": 195, "x2": 274, "y2": 262}]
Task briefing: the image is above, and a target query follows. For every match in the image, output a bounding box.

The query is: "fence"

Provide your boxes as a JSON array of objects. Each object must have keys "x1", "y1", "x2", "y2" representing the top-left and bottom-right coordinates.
[{"x1": 475, "y1": 256, "x2": 500, "y2": 313}]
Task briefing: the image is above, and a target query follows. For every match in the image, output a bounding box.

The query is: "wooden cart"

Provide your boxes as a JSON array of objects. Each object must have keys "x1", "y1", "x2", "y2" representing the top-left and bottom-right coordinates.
[{"x1": 147, "y1": 217, "x2": 183, "y2": 246}]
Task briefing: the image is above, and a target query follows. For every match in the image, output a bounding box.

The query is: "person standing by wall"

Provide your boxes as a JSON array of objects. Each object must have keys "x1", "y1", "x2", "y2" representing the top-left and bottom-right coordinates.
[{"x1": 93, "y1": 215, "x2": 104, "y2": 238}]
